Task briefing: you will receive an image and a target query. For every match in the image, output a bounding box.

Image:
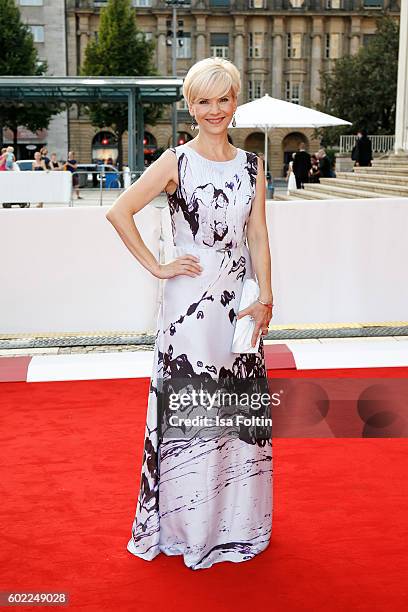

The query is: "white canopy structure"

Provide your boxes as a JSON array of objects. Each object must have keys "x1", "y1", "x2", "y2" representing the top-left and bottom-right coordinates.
[{"x1": 229, "y1": 93, "x2": 352, "y2": 171}]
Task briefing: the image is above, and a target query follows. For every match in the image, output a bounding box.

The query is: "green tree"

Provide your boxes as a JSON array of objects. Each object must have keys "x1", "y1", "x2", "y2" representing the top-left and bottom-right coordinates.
[
  {"x1": 316, "y1": 15, "x2": 399, "y2": 147},
  {"x1": 0, "y1": 0, "x2": 63, "y2": 148},
  {"x1": 81, "y1": 0, "x2": 163, "y2": 169}
]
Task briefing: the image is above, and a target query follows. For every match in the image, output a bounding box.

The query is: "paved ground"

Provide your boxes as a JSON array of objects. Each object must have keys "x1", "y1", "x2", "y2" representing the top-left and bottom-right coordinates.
[
  {"x1": 0, "y1": 344, "x2": 154, "y2": 356},
  {"x1": 2, "y1": 331, "x2": 408, "y2": 358}
]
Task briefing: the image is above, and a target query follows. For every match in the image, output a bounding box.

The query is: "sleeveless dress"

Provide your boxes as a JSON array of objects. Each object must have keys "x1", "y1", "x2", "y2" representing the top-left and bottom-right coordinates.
[
  {"x1": 287, "y1": 160, "x2": 297, "y2": 193},
  {"x1": 127, "y1": 143, "x2": 273, "y2": 570}
]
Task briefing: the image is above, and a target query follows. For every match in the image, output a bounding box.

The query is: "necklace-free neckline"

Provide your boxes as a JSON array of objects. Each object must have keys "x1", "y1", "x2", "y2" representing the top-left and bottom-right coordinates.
[{"x1": 183, "y1": 144, "x2": 241, "y2": 164}]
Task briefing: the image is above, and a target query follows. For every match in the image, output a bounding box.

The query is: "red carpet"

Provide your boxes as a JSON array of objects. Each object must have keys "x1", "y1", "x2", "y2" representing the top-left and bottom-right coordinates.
[{"x1": 1, "y1": 370, "x2": 408, "y2": 611}]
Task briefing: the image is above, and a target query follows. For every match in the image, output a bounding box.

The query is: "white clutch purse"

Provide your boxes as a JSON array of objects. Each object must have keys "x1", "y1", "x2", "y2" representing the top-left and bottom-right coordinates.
[{"x1": 231, "y1": 278, "x2": 261, "y2": 354}]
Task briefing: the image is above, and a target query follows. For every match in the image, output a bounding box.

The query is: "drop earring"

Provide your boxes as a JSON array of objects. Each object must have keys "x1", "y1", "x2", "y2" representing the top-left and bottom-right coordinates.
[
  {"x1": 190, "y1": 116, "x2": 197, "y2": 131},
  {"x1": 232, "y1": 113, "x2": 237, "y2": 127}
]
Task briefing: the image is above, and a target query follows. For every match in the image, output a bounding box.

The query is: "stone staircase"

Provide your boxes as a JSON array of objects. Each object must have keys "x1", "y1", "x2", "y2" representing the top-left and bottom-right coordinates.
[{"x1": 275, "y1": 154, "x2": 408, "y2": 201}]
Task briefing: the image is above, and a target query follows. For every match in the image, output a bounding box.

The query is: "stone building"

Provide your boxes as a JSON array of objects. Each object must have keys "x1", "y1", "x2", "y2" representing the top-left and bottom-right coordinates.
[
  {"x1": 11, "y1": 0, "x2": 68, "y2": 160},
  {"x1": 66, "y1": 0, "x2": 400, "y2": 177}
]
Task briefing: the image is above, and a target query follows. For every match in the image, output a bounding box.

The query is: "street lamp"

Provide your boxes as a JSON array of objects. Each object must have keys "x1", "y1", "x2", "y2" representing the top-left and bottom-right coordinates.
[{"x1": 165, "y1": 0, "x2": 191, "y2": 147}]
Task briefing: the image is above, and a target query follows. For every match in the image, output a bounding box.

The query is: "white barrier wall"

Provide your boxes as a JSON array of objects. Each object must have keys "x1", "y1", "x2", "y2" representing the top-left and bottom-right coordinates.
[
  {"x1": 160, "y1": 197, "x2": 408, "y2": 326},
  {"x1": 264, "y1": 197, "x2": 408, "y2": 324},
  {"x1": 1, "y1": 197, "x2": 407, "y2": 334},
  {"x1": 0, "y1": 205, "x2": 161, "y2": 334},
  {"x1": 0, "y1": 171, "x2": 72, "y2": 204}
]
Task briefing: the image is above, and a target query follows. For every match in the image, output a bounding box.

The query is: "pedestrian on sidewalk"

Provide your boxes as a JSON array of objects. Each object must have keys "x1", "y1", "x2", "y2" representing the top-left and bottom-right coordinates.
[
  {"x1": 65, "y1": 151, "x2": 82, "y2": 199},
  {"x1": 32, "y1": 151, "x2": 48, "y2": 208}
]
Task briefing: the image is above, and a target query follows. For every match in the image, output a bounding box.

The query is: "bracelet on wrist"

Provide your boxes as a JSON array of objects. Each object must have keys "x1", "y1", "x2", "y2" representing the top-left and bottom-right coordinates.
[{"x1": 257, "y1": 297, "x2": 274, "y2": 307}]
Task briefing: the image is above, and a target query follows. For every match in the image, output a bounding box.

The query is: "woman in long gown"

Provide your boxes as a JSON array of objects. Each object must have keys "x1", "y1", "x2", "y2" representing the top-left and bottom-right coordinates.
[
  {"x1": 286, "y1": 153, "x2": 298, "y2": 194},
  {"x1": 106, "y1": 57, "x2": 274, "y2": 570}
]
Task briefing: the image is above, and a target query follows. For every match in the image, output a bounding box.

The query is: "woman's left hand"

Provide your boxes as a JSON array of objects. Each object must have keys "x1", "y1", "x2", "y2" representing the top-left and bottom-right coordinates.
[{"x1": 236, "y1": 301, "x2": 273, "y2": 348}]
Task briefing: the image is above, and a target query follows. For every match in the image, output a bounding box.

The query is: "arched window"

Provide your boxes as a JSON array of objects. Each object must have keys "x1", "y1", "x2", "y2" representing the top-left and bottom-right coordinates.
[
  {"x1": 92, "y1": 131, "x2": 118, "y2": 165},
  {"x1": 143, "y1": 132, "x2": 158, "y2": 154},
  {"x1": 177, "y1": 132, "x2": 192, "y2": 146}
]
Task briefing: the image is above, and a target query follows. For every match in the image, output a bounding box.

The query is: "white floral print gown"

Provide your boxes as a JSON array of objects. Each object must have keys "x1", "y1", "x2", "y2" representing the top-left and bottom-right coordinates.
[{"x1": 127, "y1": 143, "x2": 273, "y2": 570}]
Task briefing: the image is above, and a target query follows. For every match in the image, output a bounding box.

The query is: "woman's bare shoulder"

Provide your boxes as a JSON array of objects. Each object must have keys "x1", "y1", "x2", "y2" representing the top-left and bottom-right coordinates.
[{"x1": 155, "y1": 149, "x2": 177, "y2": 195}]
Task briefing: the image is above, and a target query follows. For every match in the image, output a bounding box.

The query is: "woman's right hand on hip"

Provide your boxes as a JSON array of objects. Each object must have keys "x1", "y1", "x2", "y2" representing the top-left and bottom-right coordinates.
[{"x1": 155, "y1": 255, "x2": 203, "y2": 279}]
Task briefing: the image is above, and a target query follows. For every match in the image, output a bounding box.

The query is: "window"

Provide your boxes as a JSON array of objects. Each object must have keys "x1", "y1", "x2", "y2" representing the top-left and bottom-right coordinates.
[
  {"x1": 285, "y1": 81, "x2": 302, "y2": 104},
  {"x1": 176, "y1": 34, "x2": 191, "y2": 59},
  {"x1": 92, "y1": 131, "x2": 118, "y2": 165},
  {"x1": 93, "y1": 131, "x2": 117, "y2": 146},
  {"x1": 286, "y1": 33, "x2": 291, "y2": 58},
  {"x1": 248, "y1": 32, "x2": 264, "y2": 58},
  {"x1": 330, "y1": 33, "x2": 341, "y2": 58},
  {"x1": 137, "y1": 31, "x2": 153, "y2": 42},
  {"x1": 324, "y1": 33, "x2": 330, "y2": 59},
  {"x1": 248, "y1": 78, "x2": 264, "y2": 100},
  {"x1": 29, "y1": 25, "x2": 44, "y2": 43},
  {"x1": 132, "y1": 0, "x2": 152, "y2": 6},
  {"x1": 363, "y1": 0, "x2": 384, "y2": 7},
  {"x1": 287, "y1": 33, "x2": 302, "y2": 58},
  {"x1": 211, "y1": 46, "x2": 229, "y2": 58},
  {"x1": 325, "y1": 33, "x2": 341, "y2": 59},
  {"x1": 249, "y1": 0, "x2": 266, "y2": 7},
  {"x1": 325, "y1": 0, "x2": 342, "y2": 7},
  {"x1": 20, "y1": 0, "x2": 43, "y2": 5},
  {"x1": 292, "y1": 33, "x2": 302, "y2": 58},
  {"x1": 210, "y1": 33, "x2": 229, "y2": 59},
  {"x1": 363, "y1": 34, "x2": 375, "y2": 47}
]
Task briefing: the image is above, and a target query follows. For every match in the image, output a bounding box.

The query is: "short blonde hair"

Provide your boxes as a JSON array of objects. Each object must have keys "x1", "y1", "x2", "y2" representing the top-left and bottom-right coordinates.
[{"x1": 183, "y1": 57, "x2": 241, "y2": 106}]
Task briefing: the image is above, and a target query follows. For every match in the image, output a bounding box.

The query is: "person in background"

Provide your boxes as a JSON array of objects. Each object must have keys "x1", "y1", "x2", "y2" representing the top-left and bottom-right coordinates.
[
  {"x1": 0, "y1": 147, "x2": 7, "y2": 171},
  {"x1": 32, "y1": 151, "x2": 48, "y2": 208},
  {"x1": 50, "y1": 153, "x2": 62, "y2": 170},
  {"x1": 5, "y1": 146, "x2": 15, "y2": 171},
  {"x1": 65, "y1": 151, "x2": 82, "y2": 199},
  {"x1": 286, "y1": 152, "x2": 298, "y2": 194},
  {"x1": 317, "y1": 148, "x2": 332, "y2": 179},
  {"x1": 292, "y1": 142, "x2": 311, "y2": 189},
  {"x1": 32, "y1": 151, "x2": 47, "y2": 172},
  {"x1": 40, "y1": 146, "x2": 51, "y2": 170},
  {"x1": 352, "y1": 129, "x2": 373, "y2": 167},
  {"x1": 310, "y1": 154, "x2": 320, "y2": 183}
]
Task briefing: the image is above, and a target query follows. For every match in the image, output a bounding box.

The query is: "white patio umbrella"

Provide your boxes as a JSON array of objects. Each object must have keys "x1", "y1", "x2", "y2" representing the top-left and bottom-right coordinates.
[{"x1": 228, "y1": 93, "x2": 352, "y2": 173}]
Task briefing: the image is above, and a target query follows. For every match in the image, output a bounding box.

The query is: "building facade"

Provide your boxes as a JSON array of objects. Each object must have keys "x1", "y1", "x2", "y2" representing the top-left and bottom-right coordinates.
[
  {"x1": 10, "y1": 0, "x2": 69, "y2": 160},
  {"x1": 64, "y1": 0, "x2": 400, "y2": 177}
]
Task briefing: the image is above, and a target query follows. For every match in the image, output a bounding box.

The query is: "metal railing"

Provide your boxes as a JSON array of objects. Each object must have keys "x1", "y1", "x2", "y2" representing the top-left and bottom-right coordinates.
[
  {"x1": 0, "y1": 167, "x2": 170, "y2": 208},
  {"x1": 68, "y1": 169, "x2": 144, "y2": 207},
  {"x1": 339, "y1": 134, "x2": 395, "y2": 155}
]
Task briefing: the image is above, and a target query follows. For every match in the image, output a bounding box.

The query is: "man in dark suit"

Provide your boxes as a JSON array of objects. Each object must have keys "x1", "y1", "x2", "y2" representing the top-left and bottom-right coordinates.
[
  {"x1": 352, "y1": 129, "x2": 373, "y2": 167},
  {"x1": 292, "y1": 143, "x2": 312, "y2": 189},
  {"x1": 317, "y1": 148, "x2": 332, "y2": 178}
]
